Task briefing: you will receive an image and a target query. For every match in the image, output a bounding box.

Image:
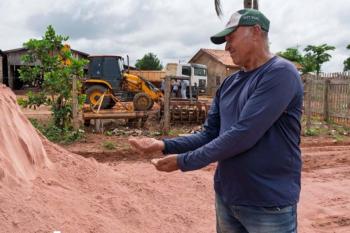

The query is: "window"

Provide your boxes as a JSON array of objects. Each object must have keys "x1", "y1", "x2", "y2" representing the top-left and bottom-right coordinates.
[
  {"x1": 182, "y1": 66, "x2": 191, "y2": 76},
  {"x1": 194, "y1": 67, "x2": 207, "y2": 76}
]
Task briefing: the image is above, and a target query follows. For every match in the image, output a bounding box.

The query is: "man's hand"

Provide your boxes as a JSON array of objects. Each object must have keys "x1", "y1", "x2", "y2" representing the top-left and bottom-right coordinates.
[
  {"x1": 128, "y1": 137, "x2": 164, "y2": 154},
  {"x1": 151, "y1": 154, "x2": 179, "y2": 172}
]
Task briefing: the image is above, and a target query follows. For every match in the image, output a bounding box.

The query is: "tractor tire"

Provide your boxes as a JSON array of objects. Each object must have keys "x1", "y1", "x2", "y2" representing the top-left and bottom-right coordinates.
[
  {"x1": 85, "y1": 85, "x2": 115, "y2": 109},
  {"x1": 133, "y1": 93, "x2": 154, "y2": 111}
]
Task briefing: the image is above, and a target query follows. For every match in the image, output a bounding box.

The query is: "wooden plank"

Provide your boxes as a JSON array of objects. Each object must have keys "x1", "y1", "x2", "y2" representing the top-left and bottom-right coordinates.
[
  {"x1": 323, "y1": 79, "x2": 330, "y2": 121},
  {"x1": 83, "y1": 110, "x2": 158, "y2": 120},
  {"x1": 329, "y1": 80, "x2": 350, "y2": 85},
  {"x1": 305, "y1": 78, "x2": 312, "y2": 131},
  {"x1": 329, "y1": 112, "x2": 350, "y2": 119}
]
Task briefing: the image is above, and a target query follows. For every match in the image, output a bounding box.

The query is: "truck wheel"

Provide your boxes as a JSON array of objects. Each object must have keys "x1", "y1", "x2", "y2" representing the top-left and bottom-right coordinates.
[
  {"x1": 133, "y1": 93, "x2": 153, "y2": 111},
  {"x1": 85, "y1": 85, "x2": 115, "y2": 109}
]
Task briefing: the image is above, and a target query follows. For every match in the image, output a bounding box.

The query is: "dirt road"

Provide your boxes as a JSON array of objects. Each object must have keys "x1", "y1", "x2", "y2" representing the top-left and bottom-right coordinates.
[
  {"x1": 298, "y1": 143, "x2": 350, "y2": 233},
  {"x1": 63, "y1": 135, "x2": 350, "y2": 233}
]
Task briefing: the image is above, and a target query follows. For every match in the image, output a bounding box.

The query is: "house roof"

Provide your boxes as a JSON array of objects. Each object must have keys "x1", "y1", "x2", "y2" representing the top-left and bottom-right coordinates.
[
  {"x1": 190, "y1": 49, "x2": 303, "y2": 70},
  {"x1": 3, "y1": 47, "x2": 89, "y2": 57},
  {"x1": 189, "y1": 48, "x2": 239, "y2": 68}
]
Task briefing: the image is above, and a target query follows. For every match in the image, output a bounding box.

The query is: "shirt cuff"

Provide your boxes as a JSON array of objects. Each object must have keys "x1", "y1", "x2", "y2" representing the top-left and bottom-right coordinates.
[
  {"x1": 162, "y1": 139, "x2": 170, "y2": 154},
  {"x1": 177, "y1": 153, "x2": 190, "y2": 172}
]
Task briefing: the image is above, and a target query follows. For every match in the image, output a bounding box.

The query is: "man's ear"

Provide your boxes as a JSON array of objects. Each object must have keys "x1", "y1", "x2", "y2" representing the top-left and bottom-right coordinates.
[{"x1": 252, "y1": 25, "x2": 263, "y2": 40}]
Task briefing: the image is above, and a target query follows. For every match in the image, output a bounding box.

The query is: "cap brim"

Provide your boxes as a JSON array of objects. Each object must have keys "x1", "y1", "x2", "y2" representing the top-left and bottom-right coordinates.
[{"x1": 210, "y1": 27, "x2": 236, "y2": 44}]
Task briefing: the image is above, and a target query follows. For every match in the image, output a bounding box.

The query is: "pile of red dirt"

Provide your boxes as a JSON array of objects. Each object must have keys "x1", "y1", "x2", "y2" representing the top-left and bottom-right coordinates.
[{"x1": 0, "y1": 85, "x2": 51, "y2": 186}]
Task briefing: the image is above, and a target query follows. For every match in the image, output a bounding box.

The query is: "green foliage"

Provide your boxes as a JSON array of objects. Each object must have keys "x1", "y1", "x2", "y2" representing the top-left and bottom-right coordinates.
[
  {"x1": 29, "y1": 118, "x2": 84, "y2": 144},
  {"x1": 19, "y1": 25, "x2": 88, "y2": 128},
  {"x1": 135, "y1": 52, "x2": 163, "y2": 70},
  {"x1": 18, "y1": 91, "x2": 47, "y2": 109},
  {"x1": 303, "y1": 44, "x2": 335, "y2": 75},
  {"x1": 277, "y1": 47, "x2": 303, "y2": 63},
  {"x1": 102, "y1": 141, "x2": 116, "y2": 150},
  {"x1": 104, "y1": 130, "x2": 114, "y2": 136},
  {"x1": 300, "y1": 54, "x2": 317, "y2": 74},
  {"x1": 343, "y1": 44, "x2": 350, "y2": 71},
  {"x1": 279, "y1": 44, "x2": 335, "y2": 75},
  {"x1": 304, "y1": 127, "x2": 320, "y2": 136}
]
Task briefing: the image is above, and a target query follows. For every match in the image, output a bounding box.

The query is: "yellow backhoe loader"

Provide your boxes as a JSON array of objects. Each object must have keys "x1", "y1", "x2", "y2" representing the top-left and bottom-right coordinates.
[{"x1": 84, "y1": 55, "x2": 163, "y2": 111}]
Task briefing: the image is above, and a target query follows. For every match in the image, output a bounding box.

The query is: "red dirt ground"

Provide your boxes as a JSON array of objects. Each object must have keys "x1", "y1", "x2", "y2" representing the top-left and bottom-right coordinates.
[
  {"x1": 1, "y1": 88, "x2": 348, "y2": 232},
  {"x1": 62, "y1": 134, "x2": 350, "y2": 233}
]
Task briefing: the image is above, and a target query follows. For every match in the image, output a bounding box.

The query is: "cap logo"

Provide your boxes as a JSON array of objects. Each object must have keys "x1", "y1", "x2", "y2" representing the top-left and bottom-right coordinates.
[
  {"x1": 225, "y1": 12, "x2": 242, "y2": 28},
  {"x1": 243, "y1": 15, "x2": 259, "y2": 21}
]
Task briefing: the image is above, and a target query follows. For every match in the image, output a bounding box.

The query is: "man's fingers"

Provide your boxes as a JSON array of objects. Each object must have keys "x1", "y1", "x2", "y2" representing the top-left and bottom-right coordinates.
[
  {"x1": 151, "y1": 158, "x2": 160, "y2": 166},
  {"x1": 151, "y1": 158, "x2": 168, "y2": 172},
  {"x1": 128, "y1": 138, "x2": 145, "y2": 152}
]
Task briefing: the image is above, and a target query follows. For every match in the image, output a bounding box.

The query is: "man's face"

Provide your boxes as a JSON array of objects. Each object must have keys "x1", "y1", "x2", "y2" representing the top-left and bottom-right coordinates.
[{"x1": 224, "y1": 26, "x2": 254, "y2": 67}]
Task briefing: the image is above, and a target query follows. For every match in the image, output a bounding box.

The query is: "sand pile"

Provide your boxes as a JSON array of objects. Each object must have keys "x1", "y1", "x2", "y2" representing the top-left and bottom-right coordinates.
[
  {"x1": 0, "y1": 86, "x2": 215, "y2": 232},
  {"x1": 0, "y1": 85, "x2": 51, "y2": 185}
]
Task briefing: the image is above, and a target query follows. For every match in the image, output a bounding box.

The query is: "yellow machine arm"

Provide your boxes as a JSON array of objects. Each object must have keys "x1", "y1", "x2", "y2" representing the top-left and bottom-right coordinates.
[{"x1": 123, "y1": 73, "x2": 163, "y2": 102}]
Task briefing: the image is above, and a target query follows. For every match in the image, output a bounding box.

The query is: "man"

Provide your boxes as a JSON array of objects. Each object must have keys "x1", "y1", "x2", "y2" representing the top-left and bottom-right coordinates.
[
  {"x1": 129, "y1": 8, "x2": 303, "y2": 233},
  {"x1": 180, "y1": 79, "x2": 189, "y2": 99},
  {"x1": 160, "y1": 79, "x2": 165, "y2": 94},
  {"x1": 171, "y1": 78, "x2": 179, "y2": 97}
]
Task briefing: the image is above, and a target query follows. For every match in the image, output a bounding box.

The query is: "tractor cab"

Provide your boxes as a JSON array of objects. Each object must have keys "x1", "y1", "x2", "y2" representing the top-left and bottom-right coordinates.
[{"x1": 87, "y1": 55, "x2": 124, "y2": 93}]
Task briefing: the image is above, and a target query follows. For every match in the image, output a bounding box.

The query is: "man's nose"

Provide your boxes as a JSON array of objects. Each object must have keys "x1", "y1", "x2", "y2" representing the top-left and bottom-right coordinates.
[{"x1": 225, "y1": 41, "x2": 230, "y2": 51}]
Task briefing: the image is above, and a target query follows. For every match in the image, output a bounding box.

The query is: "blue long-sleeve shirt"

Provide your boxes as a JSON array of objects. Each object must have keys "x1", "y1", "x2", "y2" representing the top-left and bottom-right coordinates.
[{"x1": 163, "y1": 56, "x2": 303, "y2": 206}]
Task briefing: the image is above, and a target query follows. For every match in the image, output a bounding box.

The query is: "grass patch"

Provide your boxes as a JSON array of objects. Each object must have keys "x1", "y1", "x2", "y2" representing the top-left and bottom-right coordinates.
[
  {"x1": 102, "y1": 141, "x2": 116, "y2": 150},
  {"x1": 29, "y1": 118, "x2": 85, "y2": 144}
]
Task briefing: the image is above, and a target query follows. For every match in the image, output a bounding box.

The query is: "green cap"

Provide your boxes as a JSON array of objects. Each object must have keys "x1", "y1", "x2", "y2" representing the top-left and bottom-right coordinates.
[{"x1": 210, "y1": 9, "x2": 270, "y2": 44}]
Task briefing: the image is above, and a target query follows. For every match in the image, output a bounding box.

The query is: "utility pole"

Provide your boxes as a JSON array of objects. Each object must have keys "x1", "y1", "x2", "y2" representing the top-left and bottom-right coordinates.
[
  {"x1": 215, "y1": 0, "x2": 260, "y2": 17},
  {"x1": 244, "y1": 0, "x2": 259, "y2": 10}
]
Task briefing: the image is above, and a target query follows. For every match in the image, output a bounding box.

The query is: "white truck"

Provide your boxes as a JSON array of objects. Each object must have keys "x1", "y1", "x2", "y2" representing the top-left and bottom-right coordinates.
[{"x1": 165, "y1": 63, "x2": 208, "y2": 95}]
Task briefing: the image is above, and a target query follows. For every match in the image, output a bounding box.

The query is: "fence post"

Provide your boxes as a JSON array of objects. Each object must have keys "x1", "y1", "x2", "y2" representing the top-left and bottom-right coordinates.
[
  {"x1": 305, "y1": 76, "x2": 312, "y2": 132},
  {"x1": 162, "y1": 76, "x2": 171, "y2": 135},
  {"x1": 323, "y1": 78, "x2": 330, "y2": 122},
  {"x1": 72, "y1": 75, "x2": 79, "y2": 130}
]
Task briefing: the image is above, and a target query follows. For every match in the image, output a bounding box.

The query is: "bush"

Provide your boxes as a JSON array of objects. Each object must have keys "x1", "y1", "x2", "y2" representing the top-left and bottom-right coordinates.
[{"x1": 29, "y1": 118, "x2": 84, "y2": 144}]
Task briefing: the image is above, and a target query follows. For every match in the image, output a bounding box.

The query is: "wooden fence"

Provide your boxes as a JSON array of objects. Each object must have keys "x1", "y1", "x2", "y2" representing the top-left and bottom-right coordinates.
[{"x1": 304, "y1": 72, "x2": 350, "y2": 127}]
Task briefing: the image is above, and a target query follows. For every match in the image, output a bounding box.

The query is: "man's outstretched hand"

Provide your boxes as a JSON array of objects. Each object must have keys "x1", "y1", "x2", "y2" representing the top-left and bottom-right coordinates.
[
  {"x1": 151, "y1": 154, "x2": 179, "y2": 172},
  {"x1": 128, "y1": 137, "x2": 165, "y2": 154},
  {"x1": 129, "y1": 137, "x2": 179, "y2": 172}
]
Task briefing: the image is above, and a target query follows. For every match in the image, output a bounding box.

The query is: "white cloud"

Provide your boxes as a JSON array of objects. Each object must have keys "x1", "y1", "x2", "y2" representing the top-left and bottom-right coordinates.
[{"x1": 1, "y1": 0, "x2": 349, "y2": 72}]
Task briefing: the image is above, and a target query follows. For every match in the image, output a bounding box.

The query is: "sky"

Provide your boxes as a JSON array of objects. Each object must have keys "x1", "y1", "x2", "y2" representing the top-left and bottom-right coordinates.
[{"x1": 0, "y1": 0, "x2": 349, "y2": 72}]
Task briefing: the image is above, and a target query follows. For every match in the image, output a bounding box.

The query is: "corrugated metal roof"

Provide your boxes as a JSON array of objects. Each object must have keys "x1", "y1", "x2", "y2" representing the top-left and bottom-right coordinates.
[{"x1": 3, "y1": 47, "x2": 89, "y2": 57}]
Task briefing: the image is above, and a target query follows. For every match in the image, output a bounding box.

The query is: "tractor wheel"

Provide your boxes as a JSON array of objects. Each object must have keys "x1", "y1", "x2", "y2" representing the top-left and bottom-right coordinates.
[
  {"x1": 133, "y1": 93, "x2": 154, "y2": 111},
  {"x1": 85, "y1": 85, "x2": 115, "y2": 109}
]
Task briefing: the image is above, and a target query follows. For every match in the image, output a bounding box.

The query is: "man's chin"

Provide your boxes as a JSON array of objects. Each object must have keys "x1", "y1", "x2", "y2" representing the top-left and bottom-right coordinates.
[{"x1": 231, "y1": 57, "x2": 240, "y2": 66}]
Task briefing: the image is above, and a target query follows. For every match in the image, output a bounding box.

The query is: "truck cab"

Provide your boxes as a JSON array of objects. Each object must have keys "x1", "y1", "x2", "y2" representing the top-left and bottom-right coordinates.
[
  {"x1": 178, "y1": 63, "x2": 207, "y2": 95},
  {"x1": 166, "y1": 63, "x2": 208, "y2": 96}
]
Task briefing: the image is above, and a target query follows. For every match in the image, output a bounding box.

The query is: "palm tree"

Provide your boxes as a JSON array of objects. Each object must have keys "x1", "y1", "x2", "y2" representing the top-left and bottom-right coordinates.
[{"x1": 215, "y1": 0, "x2": 259, "y2": 17}]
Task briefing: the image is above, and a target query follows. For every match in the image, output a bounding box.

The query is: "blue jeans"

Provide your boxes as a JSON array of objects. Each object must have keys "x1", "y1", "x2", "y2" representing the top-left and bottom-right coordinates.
[{"x1": 215, "y1": 193, "x2": 297, "y2": 233}]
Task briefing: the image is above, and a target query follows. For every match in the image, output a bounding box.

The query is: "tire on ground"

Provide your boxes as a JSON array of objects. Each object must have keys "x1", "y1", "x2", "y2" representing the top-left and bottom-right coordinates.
[
  {"x1": 85, "y1": 85, "x2": 115, "y2": 109},
  {"x1": 133, "y1": 93, "x2": 153, "y2": 111}
]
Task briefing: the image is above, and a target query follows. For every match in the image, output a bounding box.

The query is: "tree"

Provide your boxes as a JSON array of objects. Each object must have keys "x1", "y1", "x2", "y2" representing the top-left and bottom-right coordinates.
[
  {"x1": 300, "y1": 54, "x2": 317, "y2": 74},
  {"x1": 277, "y1": 47, "x2": 303, "y2": 63},
  {"x1": 135, "y1": 52, "x2": 163, "y2": 70},
  {"x1": 215, "y1": 0, "x2": 259, "y2": 17},
  {"x1": 303, "y1": 44, "x2": 335, "y2": 75},
  {"x1": 343, "y1": 44, "x2": 350, "y2": 71},
  {"x1": 19, "y1": 25, "x2": 88, "y2": 129}
]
